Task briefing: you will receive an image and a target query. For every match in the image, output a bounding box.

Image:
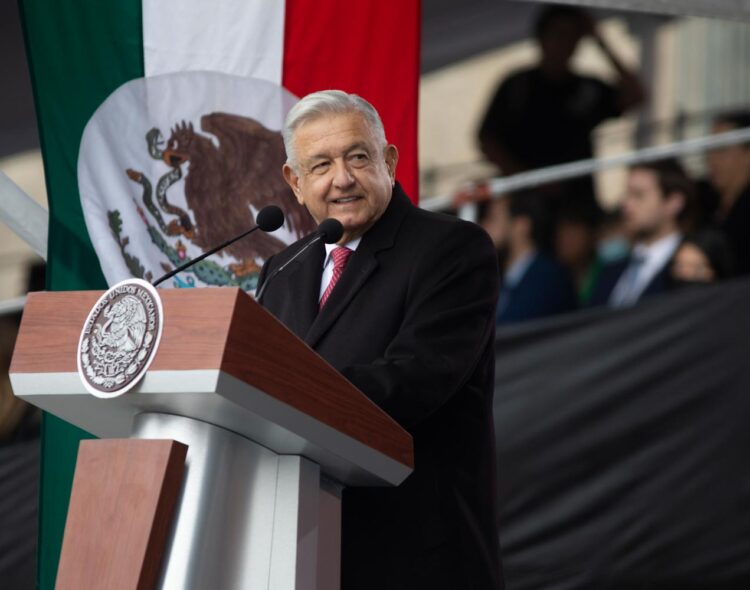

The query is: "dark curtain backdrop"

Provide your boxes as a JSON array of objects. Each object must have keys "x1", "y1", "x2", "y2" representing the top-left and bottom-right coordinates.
[
  {"x1": 4, "y1": 280, "x2": 750, "y2": 589},
  {"x1": 494, "y1": 279, "x2": 750, "y2": 589},
  {"x1": 0, "y1": 438, "x2": 39, "y2": 590}
]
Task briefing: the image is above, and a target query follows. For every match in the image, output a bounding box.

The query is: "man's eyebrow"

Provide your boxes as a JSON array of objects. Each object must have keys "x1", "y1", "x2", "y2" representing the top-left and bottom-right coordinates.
[
  {"x1": 306, "y1": 154, "x2": 331, "y2": 163},
  {"x1": 306, "y1": 142, "x2": 372, "y2": 163},
  {"x1": 345, "y1": 142, "x2": 371, "y2": 153}
]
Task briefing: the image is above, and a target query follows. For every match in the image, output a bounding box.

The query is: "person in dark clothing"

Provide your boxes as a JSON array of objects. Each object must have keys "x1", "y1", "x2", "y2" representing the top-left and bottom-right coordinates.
[
  {"x1": 481, "y1": 192, "x2": 577, "y2": 324},
  {"x1": 706, "y1": 110, "x2": 750, "y2": 275},
  {"x1": 478, "y1": 5, "x2": 644, "y2": 213},
  {"x1": 555, "y1": 199, "x2": 606, "y2": 305},
  {"x1": 590, "y1": 159, "x2": 696, "y2": 307},
  {"x1": 258, "y1": 90, "x2": 502, "y2": 589}
]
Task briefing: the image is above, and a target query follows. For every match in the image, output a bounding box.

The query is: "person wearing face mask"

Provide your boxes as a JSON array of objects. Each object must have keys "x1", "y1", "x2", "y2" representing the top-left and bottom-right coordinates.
[{"x1": 596, "y1": 207, "x2": 630, "y2": 265}]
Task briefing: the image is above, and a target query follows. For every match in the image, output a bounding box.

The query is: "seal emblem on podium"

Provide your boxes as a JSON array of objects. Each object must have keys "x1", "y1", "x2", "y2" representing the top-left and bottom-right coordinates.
[{"x1": 77, "y1": 278, "x2": 164, "y2": 398}]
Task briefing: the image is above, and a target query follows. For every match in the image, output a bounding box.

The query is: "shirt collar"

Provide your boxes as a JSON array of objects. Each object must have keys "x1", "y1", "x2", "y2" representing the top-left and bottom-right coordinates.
[
  {"x1": 632, "y1": 232, "x2": 682, "y2": 264},
  {"x1": 323, "y1": 236, "x2": 362, "y2": 267},
  {"x1": 505, "y1": 250, "x2": 537, "y2": 288}
]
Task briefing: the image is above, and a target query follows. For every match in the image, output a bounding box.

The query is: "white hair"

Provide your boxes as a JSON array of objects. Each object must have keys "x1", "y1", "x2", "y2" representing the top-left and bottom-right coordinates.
[{"x1": 283, "y1": 90, "x2": 387, "y2": 171}]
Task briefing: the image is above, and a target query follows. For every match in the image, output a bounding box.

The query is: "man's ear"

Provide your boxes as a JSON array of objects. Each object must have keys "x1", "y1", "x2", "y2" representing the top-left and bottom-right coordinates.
[
  {"x1": 384, "y1": 144, "x2": 399, "y2": 184},
  {"x1": 283, "y1": 163, "x2": 304, "y2": 206}
]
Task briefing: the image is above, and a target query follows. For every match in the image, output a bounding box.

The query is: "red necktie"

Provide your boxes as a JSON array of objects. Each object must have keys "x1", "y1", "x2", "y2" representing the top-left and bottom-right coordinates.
[{"x1": 320, "y1": 246, "x2": 353, "y2": 309}]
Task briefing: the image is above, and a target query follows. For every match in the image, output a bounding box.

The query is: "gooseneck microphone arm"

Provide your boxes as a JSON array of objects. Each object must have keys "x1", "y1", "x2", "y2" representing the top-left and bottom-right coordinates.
[
  {"x1": 255, "y1": 218, "x2": 344, "y2": 302},
  {"x1": 152, "y1": 205, "x2": 284, "y2": 287},
  {"x1": 255, "y1": 235, "x2": 324, "y2": 301}
]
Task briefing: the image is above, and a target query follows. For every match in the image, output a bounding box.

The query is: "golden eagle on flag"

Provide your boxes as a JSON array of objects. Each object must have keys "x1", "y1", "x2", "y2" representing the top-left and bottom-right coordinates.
[{"x1": 78, "y1": 72, "x2": 312, "y2": 291}]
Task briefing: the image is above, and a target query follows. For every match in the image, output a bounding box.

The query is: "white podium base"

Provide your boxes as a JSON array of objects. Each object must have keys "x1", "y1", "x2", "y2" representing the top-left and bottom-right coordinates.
[{"x1": 131, "y1": 413, "x2": 341, "y2": 590}]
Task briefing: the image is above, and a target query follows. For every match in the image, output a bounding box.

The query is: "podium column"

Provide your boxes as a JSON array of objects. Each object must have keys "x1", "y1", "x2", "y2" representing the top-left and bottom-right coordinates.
[{"x1": 131, "y1": 412, "x2": 339, "y2": 590}]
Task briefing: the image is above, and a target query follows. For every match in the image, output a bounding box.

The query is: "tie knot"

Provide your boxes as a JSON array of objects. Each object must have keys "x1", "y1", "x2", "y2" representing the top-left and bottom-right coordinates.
[
  {"x1": 319, "y1": 246, "x2": 354, "y2": 310},
  {"x1": 331, "y1": 246, "x2": 353, "y2": 269}
]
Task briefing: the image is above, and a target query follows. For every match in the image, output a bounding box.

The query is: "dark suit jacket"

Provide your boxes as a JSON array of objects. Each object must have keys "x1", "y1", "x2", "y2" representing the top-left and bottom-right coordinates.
[
  {"x1": 588, "y1": 255, "x2": 671, "y2": 307},
  {"x1": 257, "y1": 185, "x2": 503, "y2": 589},
  {"x1": 497, "y1": 253, "x2": 577, "y2": 324}
]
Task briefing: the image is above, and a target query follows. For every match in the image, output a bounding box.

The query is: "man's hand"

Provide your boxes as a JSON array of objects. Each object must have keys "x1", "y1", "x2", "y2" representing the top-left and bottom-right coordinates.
[{"x1": 584, "y1": 12, "x2": 646, "y2": 112}]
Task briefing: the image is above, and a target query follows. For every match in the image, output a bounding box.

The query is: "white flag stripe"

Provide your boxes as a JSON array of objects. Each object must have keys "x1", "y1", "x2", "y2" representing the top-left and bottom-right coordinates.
[
  {"x1": 142, "y1": 0, "x2": 286, "y2": 83},
  {"x1": 77, "y1": 72, "x2": 301, "y2": 289}
]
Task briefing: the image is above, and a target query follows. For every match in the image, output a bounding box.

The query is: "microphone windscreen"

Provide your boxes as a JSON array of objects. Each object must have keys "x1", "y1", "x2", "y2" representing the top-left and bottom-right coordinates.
[
  {"x1": 318, "y1": 218, "x2": 344, "y2": 244},
  {"x1": 256, "y1": 205, "x2": 285, "y2": 232}
]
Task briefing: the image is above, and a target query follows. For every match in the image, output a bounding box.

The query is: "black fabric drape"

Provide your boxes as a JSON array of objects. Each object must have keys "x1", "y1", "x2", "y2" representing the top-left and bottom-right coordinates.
[
  {"x1": 494, "y1": 279, "x2": 750, "y2": 589},
  {"x1": 0, "y1": 438, "x2": 39, "y2": 590}
]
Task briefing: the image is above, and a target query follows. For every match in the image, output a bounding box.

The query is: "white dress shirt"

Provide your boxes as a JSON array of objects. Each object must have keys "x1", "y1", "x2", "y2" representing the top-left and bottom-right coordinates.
[
  {"x1": 319, "y1": 237, "x2": 361, "y2": 301},
  {"x1": 609, "y1": 232, "x2": 681, "y2": 308}
]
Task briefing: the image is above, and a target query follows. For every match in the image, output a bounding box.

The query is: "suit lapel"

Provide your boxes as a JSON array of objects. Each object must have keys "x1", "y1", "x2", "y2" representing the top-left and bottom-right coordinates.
[
  {"x1": 304, "y1": 248, "x2": 378, "y2": 347},
  {"x1": 283, "y1": 239, "x2": 324, "y2": 338},
  {"x1": 304, "y1": 185, "x2": 412, "y2": 348},
  {"x1": 642, "y1": 263, "x2": 670, "y2": 298}
]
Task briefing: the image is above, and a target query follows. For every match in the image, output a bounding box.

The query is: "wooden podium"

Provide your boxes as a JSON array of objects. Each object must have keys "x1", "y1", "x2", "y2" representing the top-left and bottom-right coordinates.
[{"x1": 9, "y1": 288, "x2": 414, "y2": 590}]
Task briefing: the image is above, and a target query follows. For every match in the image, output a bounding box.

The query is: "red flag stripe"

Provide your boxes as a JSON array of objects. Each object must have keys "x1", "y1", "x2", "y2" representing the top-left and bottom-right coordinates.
[{"x1": 282, "y1": 0, "x2": 420, "y2": 202}]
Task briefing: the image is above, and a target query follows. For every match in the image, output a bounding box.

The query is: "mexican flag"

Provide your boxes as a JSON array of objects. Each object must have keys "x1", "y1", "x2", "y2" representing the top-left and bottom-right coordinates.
[{"x1": 18, "y1": 0, "x2": 420, "y2": 586}]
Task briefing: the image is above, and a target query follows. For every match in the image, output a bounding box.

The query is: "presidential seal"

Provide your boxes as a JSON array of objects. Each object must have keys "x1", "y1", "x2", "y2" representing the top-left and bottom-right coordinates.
[{"x1": 77, "y1": 278, "x2": 164, "y2": 398}]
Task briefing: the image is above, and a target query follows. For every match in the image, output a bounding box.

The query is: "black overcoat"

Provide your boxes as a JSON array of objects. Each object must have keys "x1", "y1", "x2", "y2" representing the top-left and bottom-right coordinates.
[{"x1": 257, "y1": 185, "x2": 503, "y2": 589}]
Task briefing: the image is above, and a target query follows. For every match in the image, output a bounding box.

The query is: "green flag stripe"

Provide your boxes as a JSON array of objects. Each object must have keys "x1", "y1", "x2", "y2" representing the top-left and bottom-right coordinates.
[{"x1": 18, "y1": 1, "x2": 143, "y2": 587}]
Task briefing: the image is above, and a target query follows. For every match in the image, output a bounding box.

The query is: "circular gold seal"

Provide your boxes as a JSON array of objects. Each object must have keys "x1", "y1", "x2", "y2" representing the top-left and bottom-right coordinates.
[{"x1": 77, "y1": 278, "x2": 164, "y2": 398}]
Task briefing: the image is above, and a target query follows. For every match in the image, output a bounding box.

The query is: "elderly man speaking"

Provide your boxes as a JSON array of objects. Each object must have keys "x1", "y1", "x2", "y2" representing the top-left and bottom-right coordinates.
[{"x1": 257, "y1": 90, "x2": 503, "y2": 590}]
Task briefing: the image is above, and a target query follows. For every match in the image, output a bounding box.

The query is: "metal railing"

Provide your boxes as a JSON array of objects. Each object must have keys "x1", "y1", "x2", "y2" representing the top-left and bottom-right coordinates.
[{"x1": 420, "y1": 126, "x2": 750, "y2": 211}]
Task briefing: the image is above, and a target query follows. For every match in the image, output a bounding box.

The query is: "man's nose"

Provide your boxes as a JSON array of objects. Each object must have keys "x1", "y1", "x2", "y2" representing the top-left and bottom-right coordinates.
[{"x1": 332, "y1": 160, "x2": 355, "y2": 189}]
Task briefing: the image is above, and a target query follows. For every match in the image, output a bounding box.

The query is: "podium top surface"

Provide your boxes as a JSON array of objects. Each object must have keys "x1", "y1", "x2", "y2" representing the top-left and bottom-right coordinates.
[{"x1": 10, "y1": 288, "x2": 413, "y2": 486}]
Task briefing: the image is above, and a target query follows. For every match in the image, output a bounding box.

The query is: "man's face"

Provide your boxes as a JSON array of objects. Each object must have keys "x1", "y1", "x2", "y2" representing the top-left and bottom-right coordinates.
[
  {"x1": 480, "y1": 198, "x2": 512, "y2": 250},
  {"x1": 671, "y1": 243, "x2": 715, "y2": 283},
  {"x1": 622, "y1": 168, "x2": 681, "y2": 240},
  {"x1": 707, "y1": 121, "x2": 750, "y2": 194},
  {"x1": 556, "y1": 219, "x2": 595, "y2": 267},
  {"x1": 283, "y1": 111, "x2": 398, "y2": 243}
]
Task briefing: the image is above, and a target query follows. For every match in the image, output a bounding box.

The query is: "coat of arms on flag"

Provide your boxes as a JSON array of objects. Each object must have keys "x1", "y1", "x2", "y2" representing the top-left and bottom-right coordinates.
[{"x1": 78, "y1": 71, "x2": 314, "y2": 291}]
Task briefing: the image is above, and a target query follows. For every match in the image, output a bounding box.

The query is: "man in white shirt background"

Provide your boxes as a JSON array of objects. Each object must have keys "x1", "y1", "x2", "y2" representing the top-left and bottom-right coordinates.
[{"x1": 590, "y1": 159, "x2": 696, "y2": 307}]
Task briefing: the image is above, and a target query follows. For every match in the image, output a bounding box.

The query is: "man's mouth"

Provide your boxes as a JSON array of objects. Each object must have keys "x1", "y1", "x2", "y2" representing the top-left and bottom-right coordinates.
[{"x1": 331, "y1": 196, "x2": 362, "y2": 204}]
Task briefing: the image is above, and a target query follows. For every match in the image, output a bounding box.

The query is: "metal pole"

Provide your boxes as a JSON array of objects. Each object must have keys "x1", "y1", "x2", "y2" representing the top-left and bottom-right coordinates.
[
  {"x1": 421, "y1": 126, "x2": 750, "y2": 211},
  {"x1": 0, "y1": 171, "x2": 48, "y2": 260}
]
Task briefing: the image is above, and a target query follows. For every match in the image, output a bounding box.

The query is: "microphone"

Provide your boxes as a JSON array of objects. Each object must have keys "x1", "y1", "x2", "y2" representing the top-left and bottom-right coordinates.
[
  {"x1": 152, "y1": 205, "x2": 285, "y2": 287},
  {"x1": 255, "y1": 218, "x2": 344, "y2": 301},
  {"x1": 316, "y1": 218, "x2": 345, "y2": 244}
]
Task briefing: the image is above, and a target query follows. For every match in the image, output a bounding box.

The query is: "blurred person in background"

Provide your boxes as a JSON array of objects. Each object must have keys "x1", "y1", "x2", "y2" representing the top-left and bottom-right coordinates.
[
  {"x1": 596, "y1": 207, "x2": 630, "y2": 265},
  {"x1": 670, "y1": 228, "x2": 734, "y2": 287},
  {"x1": 555, "y1": 200, "x2": 604, "y2": 306},
  {"x1": 705, "y1": 111, "x2": 750, "y2": 275},
  {"x1": 481, "y1": 192, "x2": 577, "y2": 324},
  {"x1": 0, "y1": 317, "x2": 40, "y2": 445},
  {"x1": 590, "y1": 159, "x2": 696, "y2": 307},
  {"x1": 478, "y1": 4, "x2": 644, "y2": 218},
  {"x1": 0, "y1": 314, "x2": 28, "y2": 443},
  {"x1": 0, "y1": 261, "x2": 44, "y2": 444},
  {"x1": 0, "y1": 262, "x2": 45, "y2": 590}
]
